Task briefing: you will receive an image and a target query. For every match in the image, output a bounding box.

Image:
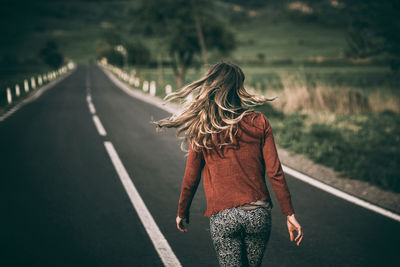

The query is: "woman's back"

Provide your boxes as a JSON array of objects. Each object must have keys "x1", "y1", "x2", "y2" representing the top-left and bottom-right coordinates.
[{"x1": 177, "y1": 110, "x2": 295, "y2": 219}]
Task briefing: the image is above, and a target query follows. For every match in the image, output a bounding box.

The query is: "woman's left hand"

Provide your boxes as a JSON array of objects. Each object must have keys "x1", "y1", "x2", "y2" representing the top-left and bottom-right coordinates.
[
  {"x1": 176, "y1": 216, "x2": 188, "y2": 232},
  {"x1": 287, "y1": 214, "x2": 303, "y2": 246}
]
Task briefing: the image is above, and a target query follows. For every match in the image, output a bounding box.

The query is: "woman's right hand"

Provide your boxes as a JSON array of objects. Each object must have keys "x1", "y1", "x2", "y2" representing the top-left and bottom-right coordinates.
[
  {"x1": 287, "y1": 214, "x2": 303, "y2": 246},
  {"x1": 176, "y1": 216, "x2": 188, "y2": 232}
]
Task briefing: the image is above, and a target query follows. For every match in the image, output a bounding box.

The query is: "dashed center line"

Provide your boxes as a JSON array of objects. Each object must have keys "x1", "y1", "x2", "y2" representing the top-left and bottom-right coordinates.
[
  {"x1": 92, "y1": 115, "x2": 107, "y2": 136},
  {"x1": 85, "y1": 68, "x2": 181, "y2": 266},
  {"x1": 88, "y1": 102, "x2": 96, "y2": 114}
]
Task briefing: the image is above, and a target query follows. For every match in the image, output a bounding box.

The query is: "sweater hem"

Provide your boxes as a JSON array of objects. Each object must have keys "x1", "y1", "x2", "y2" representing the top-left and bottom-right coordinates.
[{"x1": 203, "y1": 194, "x2": 271, "y2": 218}]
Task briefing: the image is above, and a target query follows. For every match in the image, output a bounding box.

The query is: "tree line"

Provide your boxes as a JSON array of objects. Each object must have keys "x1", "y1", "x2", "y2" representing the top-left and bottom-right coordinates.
[{"x1": 94, "y1": 0, "x2": 399, "y2": 89}]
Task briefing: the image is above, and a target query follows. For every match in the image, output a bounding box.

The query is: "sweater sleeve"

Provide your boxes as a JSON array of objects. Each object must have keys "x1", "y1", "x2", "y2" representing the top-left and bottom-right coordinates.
[
  {"x1": 261, "y1": 115, "x2": 295, "y2": 216},
  {"x1": 177, "y1": 140, "x2": 205, "y2": 220}
]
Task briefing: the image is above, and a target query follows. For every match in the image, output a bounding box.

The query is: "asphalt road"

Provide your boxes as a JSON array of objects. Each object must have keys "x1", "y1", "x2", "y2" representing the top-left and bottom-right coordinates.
[{"x1": 1, "y1": 64, "x2": 398, "y2": 267}]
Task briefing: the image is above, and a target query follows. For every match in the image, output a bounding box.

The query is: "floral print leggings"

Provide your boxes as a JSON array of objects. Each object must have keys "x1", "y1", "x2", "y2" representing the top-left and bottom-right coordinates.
[{"x1": 209, "y1": 206, "x2": 272, "y2": 267}]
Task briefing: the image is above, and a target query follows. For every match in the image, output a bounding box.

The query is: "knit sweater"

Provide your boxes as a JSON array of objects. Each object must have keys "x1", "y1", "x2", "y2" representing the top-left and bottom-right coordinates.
[{"x1": 177, "y1": 110, "x2": 295, "y2": 220}]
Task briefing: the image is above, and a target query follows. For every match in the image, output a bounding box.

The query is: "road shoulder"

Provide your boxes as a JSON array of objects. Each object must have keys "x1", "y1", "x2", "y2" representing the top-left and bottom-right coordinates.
[{"x1": 277, "y1": 146, "x2": 400, "y2": 214}]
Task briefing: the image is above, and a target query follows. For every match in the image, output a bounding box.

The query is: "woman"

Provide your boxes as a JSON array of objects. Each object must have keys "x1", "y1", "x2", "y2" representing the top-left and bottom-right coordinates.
[{"x1": 152, "y1": 62, "x2": 303, "y2": 266}]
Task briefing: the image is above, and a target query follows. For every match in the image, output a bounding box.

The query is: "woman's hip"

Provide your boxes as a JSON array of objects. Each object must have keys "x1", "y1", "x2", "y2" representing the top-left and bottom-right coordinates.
[{"x1": 209, "y1": 206, "x2": 272, "y2": 237}]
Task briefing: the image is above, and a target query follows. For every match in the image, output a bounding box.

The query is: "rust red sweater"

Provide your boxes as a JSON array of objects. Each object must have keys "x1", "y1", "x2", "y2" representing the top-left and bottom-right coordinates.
[{"x1": 177, "y1": 110, "x2": 295, "y2": 219}]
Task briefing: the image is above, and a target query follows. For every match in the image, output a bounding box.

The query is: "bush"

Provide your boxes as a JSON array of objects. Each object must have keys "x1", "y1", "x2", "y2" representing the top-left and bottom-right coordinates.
[
  {"x1": 96, "y1": 44, "x2": 124, "y2": 67},
  {"x1": 39, "y1": 40, "x2": 64, "y2": 69}
]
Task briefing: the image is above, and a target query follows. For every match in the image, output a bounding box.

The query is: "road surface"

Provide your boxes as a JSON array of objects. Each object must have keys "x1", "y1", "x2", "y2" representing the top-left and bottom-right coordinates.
[{"x1": 1, "y1": 64, "x2": 398, "y2": 266}]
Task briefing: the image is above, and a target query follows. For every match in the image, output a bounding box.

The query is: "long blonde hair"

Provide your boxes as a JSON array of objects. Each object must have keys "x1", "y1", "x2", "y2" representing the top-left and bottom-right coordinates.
[{"x1": 151, "y1": 62, "x2": 277, "y2": 154}]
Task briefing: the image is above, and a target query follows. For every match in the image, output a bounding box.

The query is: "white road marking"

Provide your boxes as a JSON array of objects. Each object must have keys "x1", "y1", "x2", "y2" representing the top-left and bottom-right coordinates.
[
  {"x1": 88, "y1": 102, "x2": 96, "y2": 114},
  {"x1": 282, "y1": 165, "x2": 400, "y2": 222},
  {"x1": 88, "y1": 71, "x2": 181, "y2": 266},
  {"x1": 104, "y1": 141, "x2": 182, "y2": 267},
  {"x1": 92, "y1": 115, "x2": 107, "y2": 136},
  {"x1": 101, "y1": 64, "x2": 400, "y2": 222},
  {"x1": 86, "y1": 69, "x2": 96, "y2": 115}
]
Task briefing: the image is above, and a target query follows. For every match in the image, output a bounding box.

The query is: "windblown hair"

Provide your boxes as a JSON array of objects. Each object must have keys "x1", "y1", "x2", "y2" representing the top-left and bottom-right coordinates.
[{"x1": 151, "y1": 62, "x2": 277, "y2": 154}]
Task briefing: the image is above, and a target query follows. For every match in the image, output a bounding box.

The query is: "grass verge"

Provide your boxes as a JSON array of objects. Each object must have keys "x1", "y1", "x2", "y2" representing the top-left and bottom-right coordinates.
[{"x1": 254, "y1": 104, "x2": 400, "y2": 194}]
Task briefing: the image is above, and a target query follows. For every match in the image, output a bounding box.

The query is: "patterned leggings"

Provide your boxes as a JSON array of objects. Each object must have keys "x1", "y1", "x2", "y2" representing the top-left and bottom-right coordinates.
[{"x1": 209, "y1": 206, "x2": 272, "y2": 267}]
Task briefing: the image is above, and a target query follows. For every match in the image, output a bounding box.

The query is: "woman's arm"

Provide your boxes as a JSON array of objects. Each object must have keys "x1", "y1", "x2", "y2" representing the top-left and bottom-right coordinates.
[
  {"x1": 261, "y1": 115, "x2": 295, "y2": 216},
  {"x1": 177, "y1": 140, "x2": 205, "y2": 224},
  {"x1": 261, "y1": 115, "x2": 303, "y2": 245}
]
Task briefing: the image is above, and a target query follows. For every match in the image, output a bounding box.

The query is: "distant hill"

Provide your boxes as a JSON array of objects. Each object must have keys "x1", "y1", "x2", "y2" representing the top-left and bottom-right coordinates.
[{"x1": 0, "y1": 0, "x2": 355, "y2": 82}]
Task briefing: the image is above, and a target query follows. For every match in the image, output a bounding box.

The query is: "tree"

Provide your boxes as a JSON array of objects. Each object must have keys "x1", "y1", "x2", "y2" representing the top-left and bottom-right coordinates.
[
  {"x1": 126, "y1": 40, "x2": 151, "y2": 76},
  {"x1": 131, "y1": 0, "x2": 236, "y2": 88},
  {"x1": 191, "y1": 0, "x2": 208, "y2": 66},
  {"x1": 343, "y1": 0, "x2": 400, "y2": 71},
  {"x1": 101, "y1": 30, "x2": 124, "y2": 47},
  {"x1": 39, "y1": 40, "x2": 64, "y2": 69},
  {"x1": 96, "y1": 43, "x2": 124, "y2": 67}
]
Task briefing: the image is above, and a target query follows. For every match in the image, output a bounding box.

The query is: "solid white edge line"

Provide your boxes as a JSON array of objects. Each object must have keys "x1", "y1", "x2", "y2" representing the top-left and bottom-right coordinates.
[
  {"x1": 92, "y1": 115, "x2": 107, "y2": 136},
  {"x1": 99, "y1": 64, "x2": 400, "y2": 223},
  {"x1": 282, "y1": 165, "x2": 400, "y2": 222},
  {"x1": 0, "y1": 69, "x2": 75, "y2": 122},
  {"x1": 104, "y1": 141, "x2": 182, "y2": 267}
]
